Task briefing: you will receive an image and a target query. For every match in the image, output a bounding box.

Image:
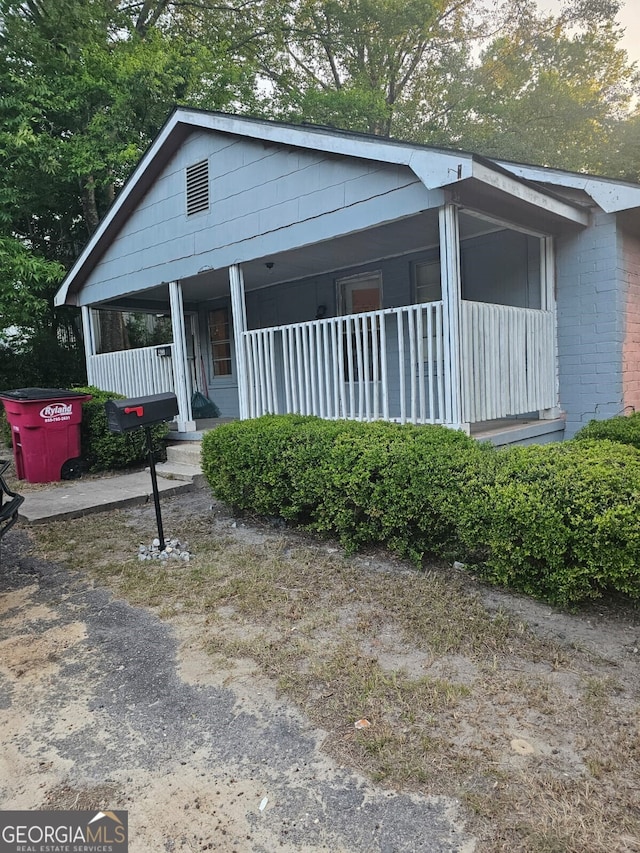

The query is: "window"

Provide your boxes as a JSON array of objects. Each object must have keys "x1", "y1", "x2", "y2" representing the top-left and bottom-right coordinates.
[
  {"x1": 186, "y1": 160, "x2": 209, "y2": 216},
  {"x1": 415, "y1": 260, "x2": 441, "y2": 304},
  {"x1": 208, "y1": 308, "x2": 232, "y2": 376},
  {"x1": 415, "y1": 260, "x2": 443, "y2": 365},
  {"x1": 338, "y1": 271, "x2": 382, "y2": 315}
]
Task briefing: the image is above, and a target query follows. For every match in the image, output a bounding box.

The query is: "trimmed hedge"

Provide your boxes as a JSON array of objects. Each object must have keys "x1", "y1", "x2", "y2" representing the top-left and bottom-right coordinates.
[
  {"x1": 464, "y1": 440, "x2": 640, "y2": 605},
  {"x1": 574, "y1": 412, "x2": 640, "y2": 450},
  {"x1": 202, "y1": 415, "x2": 640, "y2": 607},
  {"x1": 202, "y1": 415, "x2": 491, "y2": 562},
  {"x1": 73, "y1": 386, "x2": 168, "y2": 472}
]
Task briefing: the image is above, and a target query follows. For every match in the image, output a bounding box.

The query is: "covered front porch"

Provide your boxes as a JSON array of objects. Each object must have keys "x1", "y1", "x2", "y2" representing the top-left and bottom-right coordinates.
[{"x1": 80, "y1": 202, "x2": 562, "y2": 438}]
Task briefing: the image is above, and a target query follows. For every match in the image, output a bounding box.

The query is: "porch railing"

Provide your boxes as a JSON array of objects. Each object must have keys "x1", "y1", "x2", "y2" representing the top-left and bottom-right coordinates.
[
  {"x1": 242, "y1": 300, "x2": 556, "y2": 427},
  {"x1": 88, "y1": 344, "x2": 176, "y2": 398},
  {"x1": 461, "y1": 301, "x2": 556, "y2": 423},
  {"x1": 241, "y1": 302, "x2": 449, "y2": 424}
]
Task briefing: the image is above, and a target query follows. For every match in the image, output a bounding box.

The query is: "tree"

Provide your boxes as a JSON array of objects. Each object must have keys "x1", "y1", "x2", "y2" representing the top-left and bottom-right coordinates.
[
  {"x1": 251, "y1": 0, "x2": 480, "y2": 136},
  {"x1": 0, "y1": 0, "x2": 253, "y2": 373},
  {"x1": 433, "y1": 0, "x2": 638, "y2": 172}
]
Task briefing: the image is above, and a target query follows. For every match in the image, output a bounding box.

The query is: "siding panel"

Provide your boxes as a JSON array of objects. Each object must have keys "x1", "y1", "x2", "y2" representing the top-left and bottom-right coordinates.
[{"x1": 78, "y1": 129, "x2": 435, "y2": 305}]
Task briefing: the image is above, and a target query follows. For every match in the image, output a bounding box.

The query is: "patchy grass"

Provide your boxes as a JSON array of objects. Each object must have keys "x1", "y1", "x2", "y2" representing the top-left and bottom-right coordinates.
[{"x1": 32, "y1": 498, "x2": 640, "y2": 852}]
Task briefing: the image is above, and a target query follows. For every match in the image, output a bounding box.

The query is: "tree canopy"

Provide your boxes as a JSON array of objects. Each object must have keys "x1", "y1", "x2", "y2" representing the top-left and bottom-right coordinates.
[{"x1": 0, "y1": 0, "x2": 638, "y2": 383}]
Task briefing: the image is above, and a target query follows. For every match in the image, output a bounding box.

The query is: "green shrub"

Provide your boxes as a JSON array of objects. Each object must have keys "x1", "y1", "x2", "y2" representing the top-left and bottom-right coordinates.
[
  {"x1": 574, "y1": 412, "x2": 640, "y2": 450},
  {"x1": 74, "y1": 386, "x2": 168, "y2": 472},
  {"x1": 308, "y1": 419, "x2": 491, "y2": 560},
  {"x1": 464, "y1": 440, "x2": 640, "y2": 605},
  {"x1": 0, "y1": 405, "x2": 11, "y2": 450},
  {"x1": 203, "y1": 416, "x2": 640, "y2": 607},
  {"x1": 202, "y1": 415, "x2": 487, "y2": 562}
]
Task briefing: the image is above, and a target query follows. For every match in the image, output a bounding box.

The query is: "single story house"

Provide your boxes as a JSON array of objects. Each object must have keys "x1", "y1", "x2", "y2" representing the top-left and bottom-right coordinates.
[{"x1": 55, "y1": 108, "x2": 640, "y2": 443}]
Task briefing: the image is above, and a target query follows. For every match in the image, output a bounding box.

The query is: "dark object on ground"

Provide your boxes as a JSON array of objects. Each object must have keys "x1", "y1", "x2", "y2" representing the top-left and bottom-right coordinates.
[
  {"x1": 191, "y1": 390, "x2": 220, "y2": 419},
  {"x1": 0, "y1": 458, "x2": 24, "y2": 549}
]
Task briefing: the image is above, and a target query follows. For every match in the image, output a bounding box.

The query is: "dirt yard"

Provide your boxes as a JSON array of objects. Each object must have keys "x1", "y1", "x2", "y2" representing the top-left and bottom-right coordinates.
[{"x1": 1, "y1": 485, "x2": 640, "y2": 852}]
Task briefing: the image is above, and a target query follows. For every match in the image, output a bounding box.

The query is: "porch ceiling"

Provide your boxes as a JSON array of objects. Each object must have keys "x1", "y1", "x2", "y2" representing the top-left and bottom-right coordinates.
[{"x1": 102, "y1": 209, "x2": 501, "y2": 311}]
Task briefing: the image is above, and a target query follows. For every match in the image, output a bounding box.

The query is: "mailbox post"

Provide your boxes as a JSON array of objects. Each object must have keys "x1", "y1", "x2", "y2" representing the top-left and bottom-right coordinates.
[{"x1": 105, "y1": 392, "x2": 179, "y2": 551}]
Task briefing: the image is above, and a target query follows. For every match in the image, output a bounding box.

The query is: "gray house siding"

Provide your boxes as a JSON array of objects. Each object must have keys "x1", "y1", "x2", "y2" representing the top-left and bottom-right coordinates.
[
  {"x1": 80, "y1": 130, "x2": 438, "y2": 307},
  {"x1": 556, "y1": 212, "x2": 624, "y2": 437}
]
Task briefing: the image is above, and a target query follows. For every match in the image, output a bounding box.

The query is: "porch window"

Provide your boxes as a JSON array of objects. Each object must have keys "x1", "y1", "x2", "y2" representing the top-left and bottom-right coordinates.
[
  {"x1": 415, "y1": 260, "x2": 442, "y2": 304},
  {"x1": 208, "y1": 308, "x2": 232, "y2": 376},
  {"x1": 415, "y1": 260, "x2": 443, "y2": 367}
]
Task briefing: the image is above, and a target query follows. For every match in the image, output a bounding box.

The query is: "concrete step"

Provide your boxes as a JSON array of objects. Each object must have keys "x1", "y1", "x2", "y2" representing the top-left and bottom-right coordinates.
[
  {"x1": 152, "y1": 461, "x2": 204, "y2": 484},
  {"x1": 165, "y1": 441, "x2": 202, "y2": 467}
]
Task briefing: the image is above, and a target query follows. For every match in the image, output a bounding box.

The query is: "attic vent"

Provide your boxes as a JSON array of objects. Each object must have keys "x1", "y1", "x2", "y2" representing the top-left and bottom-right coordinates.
[{"x1": 186, "y1": 159, "x2": 209, "y2": 216}]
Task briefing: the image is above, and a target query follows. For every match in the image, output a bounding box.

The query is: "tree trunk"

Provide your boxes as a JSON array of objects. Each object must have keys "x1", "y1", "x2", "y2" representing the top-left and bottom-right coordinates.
[{"x1": 80, "y1": 175, "x2": 100, "y2": 236}]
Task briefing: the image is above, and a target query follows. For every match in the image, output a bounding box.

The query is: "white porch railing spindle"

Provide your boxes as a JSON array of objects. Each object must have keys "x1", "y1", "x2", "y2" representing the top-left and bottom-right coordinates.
[
  {"x1": 372, "y1": 316, "x2": 380, "y2": 420},
  {"x1": 426, "y1": 306, "x2": 434, "y2": 420},
  {"x1": 294, "y1": 326, "x2": 303, "y2": 413},
  {"x1": 354, "y1": 316, "x2": 365, "y2": 420},
  {"x1": 321, "y1": 322, "x2": 330, "y2": 418},
  {"x1": 417, "y1": 306, "x2": 425, "y2": 422},
  {"x1": 408, "y1": 309, "x2": 417, "y2": 423},
  {"x1": 397, "y1": 310, "x2": 406, "y2": 424},
  {"x1": 282, "y1": 328, "x2": 292, "y2": 413},
  {"x1": 380, "y1": 316, "x2": 389, "y2": 421}
]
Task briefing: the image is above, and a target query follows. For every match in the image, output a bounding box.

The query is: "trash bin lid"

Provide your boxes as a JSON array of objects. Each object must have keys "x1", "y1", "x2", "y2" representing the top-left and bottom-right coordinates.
[{"x1": 0, "y1": 387, "x2": 90, "y2": 401}]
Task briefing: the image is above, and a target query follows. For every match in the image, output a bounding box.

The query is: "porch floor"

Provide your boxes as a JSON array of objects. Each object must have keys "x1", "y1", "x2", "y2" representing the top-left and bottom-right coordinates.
[{"x1": 472, "y1": 417, "x2": 565, "y2": 446}]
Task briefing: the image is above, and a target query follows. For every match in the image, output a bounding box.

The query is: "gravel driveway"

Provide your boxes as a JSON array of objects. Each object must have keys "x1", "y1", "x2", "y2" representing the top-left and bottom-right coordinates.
[{"x1": 0, "y1": 528, "x2": 474, "y2": 852}]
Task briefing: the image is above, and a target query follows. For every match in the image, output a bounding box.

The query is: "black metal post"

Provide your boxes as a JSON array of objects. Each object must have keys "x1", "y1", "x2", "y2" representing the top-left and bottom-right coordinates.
[{"x1": 145, "y1": 425, "x2": 165, "y2": 550}]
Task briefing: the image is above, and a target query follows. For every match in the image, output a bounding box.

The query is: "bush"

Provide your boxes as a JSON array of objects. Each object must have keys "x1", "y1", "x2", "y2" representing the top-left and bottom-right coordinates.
[
  {"x1": 203, "y1": 416, "x2": 640, "y2": 607},
  {"x1": 574, "y1": 412, "x2": 640, "y2": 450},
  {"x1": 74, "y1": 386, "x2": 168, "y2": 472},
  {"x1": 202, "y1": 415, "x2": 488, "y2": 562},
  {"x1": 464, "y1": 440, "x2": 640, "y2": 605},
  {"x1": 0, "y1": 405, "x2": 11, "y2": 450}
]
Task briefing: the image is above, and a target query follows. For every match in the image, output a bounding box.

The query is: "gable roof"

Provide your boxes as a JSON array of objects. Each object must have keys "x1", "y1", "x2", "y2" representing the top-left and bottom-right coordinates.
[{"x1": 55, "y1": 107, "x2": 628, "y2": 307}]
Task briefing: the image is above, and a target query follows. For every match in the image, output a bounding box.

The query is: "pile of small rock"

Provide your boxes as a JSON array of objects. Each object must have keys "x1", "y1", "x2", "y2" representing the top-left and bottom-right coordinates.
[{"x1": 137, "y1": 537, "x2": 192, "y2": 562}]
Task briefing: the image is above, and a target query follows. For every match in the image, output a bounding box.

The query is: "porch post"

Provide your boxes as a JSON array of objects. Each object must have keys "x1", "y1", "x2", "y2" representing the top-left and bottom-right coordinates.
[
  {"x1": 168, "y1": 280, "x2": 196, "y2": 432},
  {"x1": 439, "y1": 203, "x2": 468, "y2": 432},
  {"x1": 229, "y1": 264, "x2": 249, "y2": 419},
  {"x1": 81, "y1": 306, "x2": 98, "y2": 386},
  {"x1": 540, "y1": 236, "x2": 562, "y2": 419}
]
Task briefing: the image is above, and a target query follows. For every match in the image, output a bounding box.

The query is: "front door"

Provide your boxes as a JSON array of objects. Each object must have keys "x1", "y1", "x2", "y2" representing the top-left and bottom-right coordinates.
[{"x1": 339, "y1": 271, "x2": 383, "y2": 315}]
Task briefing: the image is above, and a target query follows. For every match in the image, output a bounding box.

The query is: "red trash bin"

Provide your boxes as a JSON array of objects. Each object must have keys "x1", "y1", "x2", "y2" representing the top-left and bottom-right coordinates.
[{"x1": 0, "y1": 388, "x2": 92, "y2": 483}]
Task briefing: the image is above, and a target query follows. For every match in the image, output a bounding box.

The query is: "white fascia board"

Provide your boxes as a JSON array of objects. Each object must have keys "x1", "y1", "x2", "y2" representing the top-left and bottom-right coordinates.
[
  {"x1": 177, "y1": 109, "x2": 475, "y2": 186},
  {"x1": 494, "y1": 160, "x2": 640, "y2": 214},
  {"x1": 472, "y1": 161, "x2": 589, "y2": 226}
]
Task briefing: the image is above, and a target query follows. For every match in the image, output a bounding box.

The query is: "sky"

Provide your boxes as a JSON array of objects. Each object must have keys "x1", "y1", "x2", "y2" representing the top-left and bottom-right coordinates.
[{"x1": 536, "y1": 0, "x2": 640, "y2": 63}]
